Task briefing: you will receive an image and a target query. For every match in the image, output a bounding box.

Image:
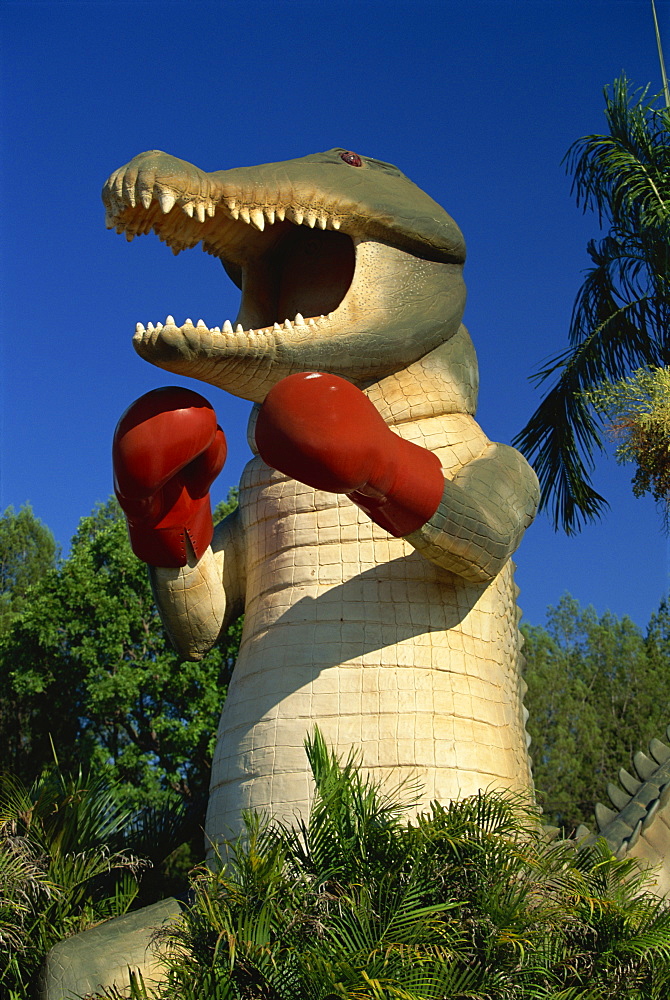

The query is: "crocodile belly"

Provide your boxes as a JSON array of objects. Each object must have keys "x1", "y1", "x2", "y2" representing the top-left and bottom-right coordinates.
[{"x1": 206, "y1": 459, "x2": 531, "y2": 847}]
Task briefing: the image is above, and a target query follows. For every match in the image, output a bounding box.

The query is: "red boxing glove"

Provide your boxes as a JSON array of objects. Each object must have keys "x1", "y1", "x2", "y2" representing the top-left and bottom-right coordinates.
[
  {"x1": 255, "y1": 372, "x2": 444, "y2": 537},
  {"x1": 113, "y1": 387, "x2": 226, "y2": 567}
]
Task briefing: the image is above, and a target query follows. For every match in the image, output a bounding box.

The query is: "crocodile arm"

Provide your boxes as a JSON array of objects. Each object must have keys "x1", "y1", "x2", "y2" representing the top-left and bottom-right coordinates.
[
  {"x1": 406, "y1": 443, "x2": 540, "y2": 583},
  {"x1": 149, "y1": 506, "x2": 245, "y2": 661}
]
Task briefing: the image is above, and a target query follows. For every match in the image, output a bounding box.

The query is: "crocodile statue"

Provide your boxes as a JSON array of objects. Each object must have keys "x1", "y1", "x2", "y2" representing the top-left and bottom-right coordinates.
[
  {"x1": 104, "y1": 147, "x2": 541, "y2": 843},
  {"x1": 41, "y1": 146, "x2": 670, "y2": 997},
  {"x1": 579, "y1": 728, "x2": 670, "y2": 897}
]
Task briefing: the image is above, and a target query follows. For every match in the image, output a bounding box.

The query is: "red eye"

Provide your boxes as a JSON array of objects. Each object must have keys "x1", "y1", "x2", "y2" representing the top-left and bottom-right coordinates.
[{"x1": 340, "y1": 150, "x2": 362, "y2": 166}]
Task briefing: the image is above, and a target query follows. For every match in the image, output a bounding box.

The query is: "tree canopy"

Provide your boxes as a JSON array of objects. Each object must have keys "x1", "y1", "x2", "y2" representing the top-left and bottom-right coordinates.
[
  {"x1": 523, "y1": 594, "x2": 670, "y2": 831},
  {"x1": 0, "y1": 504, "x2": 58, "y2": 632},
  {"x1": 0, "y1": 495, "x2": 241, "y2": 812},
  {"x1": 514, "y1": 76, "x2": 670, "y2": 533}
]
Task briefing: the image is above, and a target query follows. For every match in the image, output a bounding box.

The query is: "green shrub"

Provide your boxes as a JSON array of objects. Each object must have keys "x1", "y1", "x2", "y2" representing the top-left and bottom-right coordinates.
[
  {"x1": 0, "y1": 760, "x2": 197, "y2": 997},
  {"x1": 118, "y1": 730, "x2": 670, "y2": 999},
  {"x1": 0, "y1": 765, "x2": 143, "y2": 996}
]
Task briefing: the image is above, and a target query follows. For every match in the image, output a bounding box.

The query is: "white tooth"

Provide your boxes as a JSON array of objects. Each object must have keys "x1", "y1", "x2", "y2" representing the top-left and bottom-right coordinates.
[
  {"x1": 206, "y1": 201, "x2": 216, "y2": 217},
  {"x1": 212, "y1": 326, "x2": 221, "y2": 333},
  {"x1": 305, "y1": 211, "x2": 317, "y2": 228},
  {"x1": 140, "y1": 190, "x2": 153, "y2": 209},
  {"x1": 235, "y1": 324, "x2": 244, "y2": 334},
  {"x1": 318, "y1": 214, "x2": 328, "y2": 229},
  {"x1": 284, "y1": 319, "x2": 293, "y2": 330},
  {"x1": 265, "y1": 208, "x2": 275, "y2": 225},
  {"x1": 135, "y1": 322, "x2": 146, "y2": 333},
  {"x1": 156, "y1": 322, "x2": 163, "y2": 330},
  {"x1": 196, "y1": 319, "x2": 207, "y2": 329},
  {"x1": 239, "y1": 207, "x2": 251, "y2": 224},
  {"x1": 184, "y1": 317, "x2": 193, "y2": 326},
  {"x1": 250, "y1": 209, "x2": 265, "y2": 231},
  {"x1": 230, "y1": 206, "x2": 240, "y2": 220},
  {"x1": 166, "y1": 315, "x2": 176, "y2": 326},
  {"x1": 273, "y1": 322, "x2": 282, "y2": 332},
  {"x1": 226, "y1": 198, "x2": 237, "y2": 211},
  {"x1": 308, "y1": 319, "x2": 317, "y2": 327},
  {"x1": 293, "y1": 209, "x2": 304, "y2": 225},
  {"x1": 148, "y1": 322, "x2": 155, "y2": 331},
  {"x1": 295, "y1": 313, "x2": 305, "y2": 326},
  {"x1": 331, "y1": 218, "x2": 341, "y2": 230},
  {"x1": 276, "y1": 206, "x2": 286, "y2": 221},
  {"x1": 223, "y1": 320, "x2": 233, "y2": 333},
  {"x1": 196, "y1": 204, "x2": 206, "y2": 223},
  {"x1": 159, "y1": 190, "x2": 176, "y2": 213},
  {"x1": 183, "y1": 202, "x2": 195, "y2": 218}
]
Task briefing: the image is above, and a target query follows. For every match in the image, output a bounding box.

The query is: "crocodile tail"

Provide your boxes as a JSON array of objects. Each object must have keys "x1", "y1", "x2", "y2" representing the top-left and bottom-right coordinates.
[{"x1": 576, "y1": 729, "x2": 670, "y2": 896}]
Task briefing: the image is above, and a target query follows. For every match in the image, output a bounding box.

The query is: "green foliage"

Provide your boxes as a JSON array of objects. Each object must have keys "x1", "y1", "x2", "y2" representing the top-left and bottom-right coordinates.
[
  {"x1": 514, "y1": 76, "x2": 670, "y2": 533},
  {"x1": 0, "y1": 764, "x2": 143, "y2": 995},
  {"x1": 214, "y1": 486, "x2": 239, "y2": 522},
  {"x1": 0, "y1": 504, "x2": 58, "y2": 632},
  {"x1": 523, "y1": 595, "x2": 670, "y2": 830},
  {"x1": 102, "y1": 731, "x2": 670, "y2": 999},
  {"x1": 0, "y1": 495, "x2": 241, "y2": 816},
  {"x1": 585, "y1": 365, "x2": 670, "y2": 523}
]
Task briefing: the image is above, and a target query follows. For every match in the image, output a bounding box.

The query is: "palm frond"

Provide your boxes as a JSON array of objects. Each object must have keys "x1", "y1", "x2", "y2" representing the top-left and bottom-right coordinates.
[
  {"x1": 515, "y1": 75, "x2": 670, "y2": 532},
  {"x1": 565, "y1": 77, "x2": 670, "y2": 227},
  {"x1": 134, "y1": 735, "x2": 670, "y2": 998}
]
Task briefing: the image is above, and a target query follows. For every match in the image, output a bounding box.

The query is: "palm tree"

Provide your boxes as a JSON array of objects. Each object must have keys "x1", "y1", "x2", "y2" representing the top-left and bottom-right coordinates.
[{"x1": 513, "y1": 76, "x2": 670, "y2": 533}]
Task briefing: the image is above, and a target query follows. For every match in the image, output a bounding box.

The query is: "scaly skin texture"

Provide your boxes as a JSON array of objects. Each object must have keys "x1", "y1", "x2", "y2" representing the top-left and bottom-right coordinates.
[
  {"x1": 571, "y1": 730, "x2": 670, "y2": 898},
  {"x1": 42, "y1": 147, "x2": 670, "y2": 1000},
  {"x1": 38, "y1": 899, "x2": 182, "y2": 999},
  {"x1": 99, "y1": 146, "x2": 540, "y2": 841},
  {"x1": 200, "y1": 388, "x2": 538, "y2": 844},
  {"x1": 43, "y1": 148, "x2": 543, "y2": 996}
]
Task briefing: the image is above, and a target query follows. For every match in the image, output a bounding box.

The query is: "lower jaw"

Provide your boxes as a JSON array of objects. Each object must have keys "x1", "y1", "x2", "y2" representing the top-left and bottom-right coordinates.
[{"x1": 133, "y1": 308, "x2": 453, "y2": 403}]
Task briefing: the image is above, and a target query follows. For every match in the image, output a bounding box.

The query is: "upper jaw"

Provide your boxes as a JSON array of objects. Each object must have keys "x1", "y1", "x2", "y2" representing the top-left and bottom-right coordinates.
[
  {"x1": 102, "y1": 150, "x2": 364, "y2": 346},
  {"x1": 102, "y1": 150, "x2": 361, "y2": 258}
]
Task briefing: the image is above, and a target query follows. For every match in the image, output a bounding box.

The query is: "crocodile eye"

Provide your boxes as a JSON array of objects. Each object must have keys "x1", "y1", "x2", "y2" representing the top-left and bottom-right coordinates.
[{"x1": 340, "y1": 150, "x2": 362, "y2": 166}]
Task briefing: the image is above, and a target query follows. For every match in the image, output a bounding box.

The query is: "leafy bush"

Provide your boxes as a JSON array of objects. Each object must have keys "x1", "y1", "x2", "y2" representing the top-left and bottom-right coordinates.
[
  {"x1": 112, "y1": 730, "x2": 670, "y2": 1000},
  {"x1": 0, "y1": 765, "x2": 143, "y2": 997},
  {"x1": 586, "y1": 366, "x2": 670, "y2": 524},
  {"x1": 0, "y1": 757, "x2": 204, "y2": 997}
]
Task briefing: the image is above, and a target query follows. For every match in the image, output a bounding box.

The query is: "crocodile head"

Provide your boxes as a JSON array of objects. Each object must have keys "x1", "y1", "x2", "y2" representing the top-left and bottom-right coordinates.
[{"x1": 102, "y1": 148, "x2": 467, "y2": 403}]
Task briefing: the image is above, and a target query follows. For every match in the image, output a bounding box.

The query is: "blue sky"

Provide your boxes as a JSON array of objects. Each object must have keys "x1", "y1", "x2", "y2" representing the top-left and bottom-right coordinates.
[{"x1": 1, "y1": 0, "x2": 668, "y2": 629}]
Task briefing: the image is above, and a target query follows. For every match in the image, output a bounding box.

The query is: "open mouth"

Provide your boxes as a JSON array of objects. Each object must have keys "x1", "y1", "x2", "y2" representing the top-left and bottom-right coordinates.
[
  {"x1": 102, "y1": 149, "x2": 467, "y2": 399},
  {"x1": 103, "y1": 161, "x2": 361, "y2": 344}
]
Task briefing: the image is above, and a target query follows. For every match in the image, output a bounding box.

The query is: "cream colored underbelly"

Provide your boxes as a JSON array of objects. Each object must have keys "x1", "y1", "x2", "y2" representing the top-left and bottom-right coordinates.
[{"x1": 206, "y1": 424, "x2": 531, "y2": 845}]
